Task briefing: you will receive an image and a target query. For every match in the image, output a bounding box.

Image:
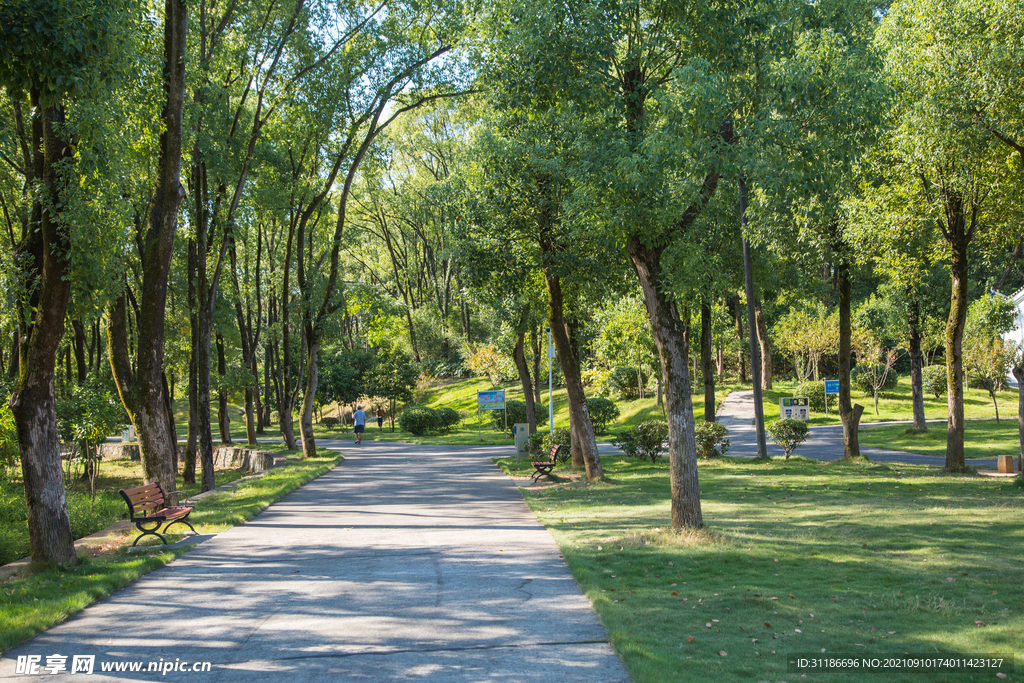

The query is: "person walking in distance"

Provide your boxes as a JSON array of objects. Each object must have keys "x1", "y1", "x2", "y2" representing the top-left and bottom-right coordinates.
[
  {"x1": 353, "y1": 405, "x2": 366, "y2": 444},
  {"x1": 376, "y1": 406, "x2": 385, "y2": 431}
]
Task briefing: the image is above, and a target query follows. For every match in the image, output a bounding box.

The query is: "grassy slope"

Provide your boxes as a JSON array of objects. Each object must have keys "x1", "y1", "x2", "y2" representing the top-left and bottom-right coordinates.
[
  {"x1": 314, "y1": 377, "x2": 745, "y2": 445},
  {"x1": 496, "y1": 456, "x2": 1023, "y2": 683},
  {"x1": 0, "y1": 445, "x2": 342, "y2": 653},
  {"x1": 762, "y1": 379, "x2": 1017, "y2": 426}
]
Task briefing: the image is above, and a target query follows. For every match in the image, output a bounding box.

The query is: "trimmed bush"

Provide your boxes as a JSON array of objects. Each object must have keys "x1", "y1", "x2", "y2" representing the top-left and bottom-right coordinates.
[
  {"x1": 490, "y1": 400, "x2": 547, "y2": 434},
  {"x1": 852, "y1": 364, "x2": 899, "y2": 397},
  {"x1": 587, "y1": 397, "x2": 620, "y2": 434},
  {"x1": 695, "y1": 421, "x2": 730, "y2": 459},
  {"x1": 399, "y1": 407, "x2": 440, "y2": 436},
  {"x1": 321, "y1": 416, "x2": 340, "y2": 430},
  {"x1": 435, "y1": 407, "x2": 461, "y2": 434},
  {"x1": 527, "y1": 432, "x2": 547, "y2": 458},
  {"x1": 613, "y1": 421, "x2": 668, "y2": 463},
  {"x1": 543, "y1": 428, "x2": 572, "y2": 463},
  {"x1": 606, "y1": 366, "x2": 648, "y2": 399},
  {"x1": 766, "y1": 418, "x2": 809, "y2": 459},
  {"x1": 794, "y1": 381, "x2": 836, "y2": 412},
  {"x1": 922, "y1": 365, "x2": 946, "y2": 399}
]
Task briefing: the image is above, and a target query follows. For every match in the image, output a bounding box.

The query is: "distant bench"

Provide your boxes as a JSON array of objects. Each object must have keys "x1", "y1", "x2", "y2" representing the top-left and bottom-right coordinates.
[
  {"x1": 119, "y1": 482, "x2": 197, "y2": 547},
  {"x1": 530, "y1": 444, "x2": 562, "y2": 483}
]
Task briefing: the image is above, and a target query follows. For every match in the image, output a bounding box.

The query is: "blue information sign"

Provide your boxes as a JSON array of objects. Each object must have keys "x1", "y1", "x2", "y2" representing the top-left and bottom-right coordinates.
[
  {"x1": 477, "y1": 390, "x2": 506, "y2": 411},
  {"x1": 824, "y1": 380, "x2": 840, "y2": 394}
]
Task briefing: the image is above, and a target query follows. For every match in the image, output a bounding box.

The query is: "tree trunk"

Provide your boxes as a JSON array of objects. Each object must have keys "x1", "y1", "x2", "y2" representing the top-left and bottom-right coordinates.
[
  {"x1": 162, "y1": 371, "x2": 177, "y2": 472},
  {"x1": 108, "y1": 296, "x2": 181, "y2": 502},
  {"x1": 837, "y1": 256, "x2": 863, "y2": 459},
  {"x1": 908, "y1": 295, "x2": 927, "y2": 431},
  {"x1": 531, "y1": 326, "x2": 542, "y2": 404},
  {"x1": 543, "y1": 272, "x2": 601, "y2": 480},
  {"x1": 1013, "y1": 365, "x2": 1024, "y2": 478},
  {"x1": 734, "y1": 294, "x2": 746, "y2": 383},
  {"x1": 754, "y1": 295, "x2": 772, "y2": 390},
  {"x1": 10, "y1": 99, "x2": 78, "y2": 567},
  {"x1": 195, "y1": 303, "x2": 215, "y2": 491},
  {"x1": 183, "y1": 304, "x2": 197, "y2": 484},
  {"x1": 626, "y1": 237, "x2": 702, "y2": 529},
  {"x1": 216, "y1": 333, "x2": 231, "y2": 443},
  {"x1": 700, "y1": 301, "x2": 715, "y2": 423},
  {"x1": 513, "y1": 327, "x2": 537, "y2": 434},
  {"x1": 299, "y1": 334, "x2": 319, "y2": 459},
  {"x1": 945, "y1": 210, "x2": 970, "y2": 473},
  {"x1": 71, "y1": 319, "x2": 88, "y2": 384}
]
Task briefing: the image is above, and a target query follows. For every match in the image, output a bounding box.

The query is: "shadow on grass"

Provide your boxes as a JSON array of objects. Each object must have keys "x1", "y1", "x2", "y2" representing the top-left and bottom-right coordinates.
[{"x1": 502, "y1": 455, "x2": 1024, "y2": 683}]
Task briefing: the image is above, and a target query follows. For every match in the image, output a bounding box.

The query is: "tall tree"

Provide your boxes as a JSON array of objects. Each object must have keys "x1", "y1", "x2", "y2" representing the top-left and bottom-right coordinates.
[
  {"x1": 0, "y1": 0, "x2": 135, "y2": 564},
  {"x1": 107, "y1": 0, "x2": 188, "y2": 502},
  {"x1": 878, "y1": 0, "x2": 1015, "y2": 471}
]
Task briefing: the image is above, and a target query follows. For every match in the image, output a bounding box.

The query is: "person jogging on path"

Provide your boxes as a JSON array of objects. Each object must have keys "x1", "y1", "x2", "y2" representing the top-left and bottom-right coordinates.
[
  {"x1": 376, "y1": 406, "x2": 385, "y2": 431},
  {"x1": 353, "y1": 405, "x2": 366, "y2": 444}
]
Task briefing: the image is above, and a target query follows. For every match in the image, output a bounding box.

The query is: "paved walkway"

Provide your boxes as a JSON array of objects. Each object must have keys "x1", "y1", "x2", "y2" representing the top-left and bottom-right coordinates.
[
  {"x1": 716, "y1": 390, "x2": 1001, "y2": 468},
  {"x1": 1, "y1": 441, "x2": 630, "y2": 683}
]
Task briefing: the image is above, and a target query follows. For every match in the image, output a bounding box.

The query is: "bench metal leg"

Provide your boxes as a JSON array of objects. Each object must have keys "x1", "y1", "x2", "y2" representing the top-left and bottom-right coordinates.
[
  {"x1": 163, "y1": 516, "x2": 197, "y2": 536},
  {"x1": 132, "y1": 520, "x2": 168, "y2": 547}
]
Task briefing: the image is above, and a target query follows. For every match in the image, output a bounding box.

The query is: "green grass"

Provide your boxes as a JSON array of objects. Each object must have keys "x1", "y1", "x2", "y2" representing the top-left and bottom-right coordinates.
[
  {"x1": 0, "y1": 444, "x2": 342, "y2": 653},
  {"x1": 860, "y1": 420, "x2": 1023, "y2": 461},
  {"x1": 495, "y1": 455, "x2": 1024, "y2": 683},
  {"x1": 764, "y1": 377, "x2": 1017, "y2": 426},
  {"x1": 311, "y1": 377, "x2": 745, "y2": 445},
  {"x1": 0, "y1": 454, "x2": 249, "y2": 566}
]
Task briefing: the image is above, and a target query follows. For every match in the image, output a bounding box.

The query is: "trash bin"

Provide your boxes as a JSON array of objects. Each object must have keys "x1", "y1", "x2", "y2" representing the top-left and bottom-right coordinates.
[{"x1": 513, "y1": 423, "x2": 530, "y2": 459}]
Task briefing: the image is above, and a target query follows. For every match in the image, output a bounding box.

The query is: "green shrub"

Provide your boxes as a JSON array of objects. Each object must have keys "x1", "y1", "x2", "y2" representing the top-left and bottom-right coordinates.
[
  {"x1": 321, "y1": 416, "x2": 340, "y2": 430},
  {"x1": 794, "y1": 381, "x2": 836, "y2": 412},
  {"x1": 435, "y1": 407, "x2": 461, "y2": 434},
  {"x1": 543, "y1": 428, "x2": 572, "y2": 463},
  {"x1": 490, "y1": 400, "x2": 547, "y2": 434},
  {"x1": 527, "y1": 432, "x2": 548, "y2": 458},
  {"x1": 606, "y1": 366, "x2": 648, "y2": 399},
  {"x1": 586, "y1": 397, "x2": 620, "y2": 434},
  {"x1": 399, "y1": 407, "x2": 440, "y2": 436},
  {"x1": 694, "y1": 421, "x2": 730, "y2": 459},
  {"x1": 852, "y1": 364, "x2": 899, "y2": 396},
  {"x1": 613, "y1": 421, "x2": 668, "y2": 463},
  {"x1": 766, "y1": 418, "x2": 810, "y2": 459},
  {"x1": 922, "y1": 365, "x2": 946, "y2": 399}
]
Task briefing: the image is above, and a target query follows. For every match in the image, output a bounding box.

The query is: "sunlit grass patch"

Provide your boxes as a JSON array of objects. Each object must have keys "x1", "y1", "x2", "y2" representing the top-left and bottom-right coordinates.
[{"x1": 497, "y1": 455, "x2": 1024, "y2": 683}]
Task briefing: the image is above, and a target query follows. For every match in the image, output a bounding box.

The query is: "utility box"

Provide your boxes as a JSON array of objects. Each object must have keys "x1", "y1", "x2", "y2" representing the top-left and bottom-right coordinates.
[
  {"x1": 779, "y1": 397, "x2": 810, "y2": 421},
  {"x1": 513, "y1": 423, "x2": 531, "y2": 459}
]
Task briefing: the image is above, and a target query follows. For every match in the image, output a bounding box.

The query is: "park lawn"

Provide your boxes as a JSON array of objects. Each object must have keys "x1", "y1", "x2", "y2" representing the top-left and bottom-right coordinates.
[
  {"x1": 766, "y1": 378, "x2": 1017, "y2": 426},
  {"x1": 859, "y1": 419, "x2": 1023, "y2": 461},
  {"x1": 0, "y1": 453, "x2": 250, "y2": 567},
  {"x1": 495, "y1": 455, "x2": 1023, "y2": 683},
  {"x1": 0, "y1": 444, "x2": 342, "y2": 653}
]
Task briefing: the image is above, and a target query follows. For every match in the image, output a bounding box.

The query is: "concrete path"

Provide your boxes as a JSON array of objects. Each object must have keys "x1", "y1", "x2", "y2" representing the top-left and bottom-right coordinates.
[
  {"x1": 1, "y1": 441, "x2": 630, "y2": 683},
  {"x1": 716, "y1": 390, "x2": 1001, "y2": 468}
]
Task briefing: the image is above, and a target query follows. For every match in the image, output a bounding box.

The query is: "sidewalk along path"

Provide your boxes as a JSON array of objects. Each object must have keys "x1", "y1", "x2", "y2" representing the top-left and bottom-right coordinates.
[{"x1": 1, "y1": 441, "x2": 630, "y2": 683}]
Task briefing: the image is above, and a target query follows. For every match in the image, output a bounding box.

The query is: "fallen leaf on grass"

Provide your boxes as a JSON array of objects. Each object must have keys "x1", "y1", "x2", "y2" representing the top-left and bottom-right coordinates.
[
  {"x1": 789, "y1": 594, "x2": 796, "y2": 599},
  {"x1": 795, "y1": 629, "x2": 802, "y2": 634},
  {"x1": 687, "y1": 636, "x2": 695, "y2": 643},
  {"x1": 975, "y1": 621, "x2": 987, "y2": 627},
  {"x1": 764, "y1": 623, "x2": 771, "y2": 628},
  {"x1": 719, "y1": 651, "x2": 728, "y2": 657},
  {"x1": 706, "y1": 623, "x2": 712, "y2": 628},
  {"x1": 671, "y1": 591, "x2": 678, "y2": 596}
]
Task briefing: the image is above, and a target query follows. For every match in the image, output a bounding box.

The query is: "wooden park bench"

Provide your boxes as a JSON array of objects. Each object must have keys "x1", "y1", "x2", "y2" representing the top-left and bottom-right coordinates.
[
  {"x1": 119, "y1": 482, "x2": 197, "y2": 547},
  {"x1": 530, "y1": 444, "x2": 562, "y2": 483}
]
